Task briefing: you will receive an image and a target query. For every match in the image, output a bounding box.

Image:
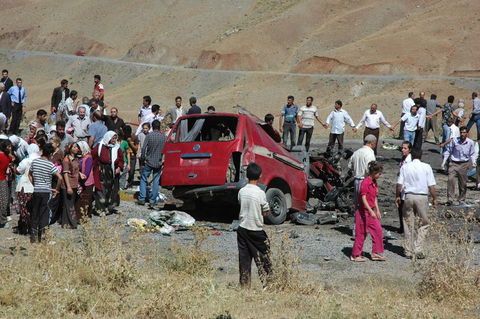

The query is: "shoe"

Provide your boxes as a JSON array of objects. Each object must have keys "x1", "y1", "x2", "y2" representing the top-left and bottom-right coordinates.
[
  {"x1": 0, "y1": 222, "x2": 9, "y2": 229},
  {"x1": 350, "y1": 255, "x2": 367, "y2": 262},
  {"x1": 371, "y1": 254, "x2": 387, "y2": 261},
  {"x1": 136, "y1": 200, "x2": 145, "y2": 206},
  {"x1": 445, "y1": 201, "x2": 453, "y2": 206}
]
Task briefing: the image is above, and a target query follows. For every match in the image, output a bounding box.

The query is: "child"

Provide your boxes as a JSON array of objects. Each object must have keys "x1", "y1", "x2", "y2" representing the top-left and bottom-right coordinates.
[
  {"x1": 351, "y1": 161, "x2": 386, "y2": 262},
  {"x1": 237, "y1": 162, "x2": 272, "y2": 287}
]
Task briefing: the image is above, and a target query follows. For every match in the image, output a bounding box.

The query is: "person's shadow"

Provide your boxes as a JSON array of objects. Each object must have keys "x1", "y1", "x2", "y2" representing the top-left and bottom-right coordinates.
[{"x1": 340, "y1": 239, "x2": 406, "y2": 258}]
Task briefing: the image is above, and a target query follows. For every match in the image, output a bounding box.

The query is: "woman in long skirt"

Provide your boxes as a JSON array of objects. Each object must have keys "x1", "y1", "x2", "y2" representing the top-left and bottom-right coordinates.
[
  {"x1": 75, "y1": 141, "x2": 94, "y2": 220},
  {"x1": 92, "y1": 131, "x2": 124, "y2": 215},
  {"x1": 15, "y1": 144, "x2": 40, "y2": 234},
  {"x1": 60, "y1": 142, "x2": 80, "y2": 228}
]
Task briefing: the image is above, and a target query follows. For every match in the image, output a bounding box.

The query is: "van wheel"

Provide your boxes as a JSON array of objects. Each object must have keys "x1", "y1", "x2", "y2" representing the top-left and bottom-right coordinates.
[{"x1": 265, "y1": 188, "x2": 287, "y2": 225}]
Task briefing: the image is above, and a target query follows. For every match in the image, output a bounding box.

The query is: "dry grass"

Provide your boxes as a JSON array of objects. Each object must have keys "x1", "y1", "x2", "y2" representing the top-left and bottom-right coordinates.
[
  {"x1": 0, "y1": 214, "x2": 478, "y2": 318},
  {"x1": 415, "y1": 211, "x2": 480, "y2": 308}
]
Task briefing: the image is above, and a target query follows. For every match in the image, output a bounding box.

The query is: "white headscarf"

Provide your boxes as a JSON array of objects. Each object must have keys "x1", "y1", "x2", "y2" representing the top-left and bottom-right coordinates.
[
  {"x1": 98, "y1": 131, "x2": 119, "y2": 172},
  {"x1": 9, "y1": 135, "x2": 29, "y2": 160},
  {"x1": 77, "y1": 141, "x2": 90, "y2": 156},
  {"x1": 26, "y1": 143, "x2": 40, "y2": 159}
]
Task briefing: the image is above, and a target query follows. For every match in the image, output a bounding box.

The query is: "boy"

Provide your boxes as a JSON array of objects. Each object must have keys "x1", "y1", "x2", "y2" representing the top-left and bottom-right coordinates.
[
  {"x1": 29, "y1": 143, "x2": 63, "y2": 243},
  {"x1": 237, "y1": 162, "x2": 272, "y2": 288}
]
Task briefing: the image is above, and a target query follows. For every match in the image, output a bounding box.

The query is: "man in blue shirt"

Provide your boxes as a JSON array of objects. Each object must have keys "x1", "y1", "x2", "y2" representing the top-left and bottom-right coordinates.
[
  {"x1": 187, "y1": 96, "x2": 201, "y2": 115},
  {"x1": 7, "y1": 78, "x2": 27, "y2": 135},
  {"x1": 279, "y1": 95, "x2": 298, "y2": 149},
  {"x1": 88, "y1": 111, "x2": 108, "y2": 148}
]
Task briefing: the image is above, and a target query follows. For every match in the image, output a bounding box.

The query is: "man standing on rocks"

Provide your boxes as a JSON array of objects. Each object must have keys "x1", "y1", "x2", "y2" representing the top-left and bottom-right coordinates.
[
  {"x1": 441, "y1": 126, "x2": 477, "y2": 206},
  {"x1": 400, "y1": 92, "x2": 415, "y2": 139},
  {"x1": 325, "y1": 100, "x2": 356, "y2": 154},
  {"x1": 355, "y1": 103, "x2": 393, "y2": 155},
  {"x1": 296, "y1": 96, "x2": 326, "y2": 152},
  {"x1": 396, "y1": 148, "x2": 437, "y2": 259},
  {"x1": 279, "y1": 95, "x2": 298, "y2": 149},
  {"x1": 424, "y1": 94, "x2": 442, "y2": 144}
]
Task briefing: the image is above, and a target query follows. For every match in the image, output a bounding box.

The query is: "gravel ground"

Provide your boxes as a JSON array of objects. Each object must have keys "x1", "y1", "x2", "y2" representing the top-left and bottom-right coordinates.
[{"x1": 2, "y1": 138, "x2": 480, "y2": 287}]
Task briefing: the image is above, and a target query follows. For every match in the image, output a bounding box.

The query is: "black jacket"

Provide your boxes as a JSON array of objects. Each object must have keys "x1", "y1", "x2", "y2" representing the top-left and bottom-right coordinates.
[
  {"x1": 0, "y1": 91, "x2": 12, "y2": 118},
  {"x1": 51, "y1": 87, "x2": 70, "y2": 109},
  {"x1": 1, "y1": 77, "x2": 13, "y2": 92}
]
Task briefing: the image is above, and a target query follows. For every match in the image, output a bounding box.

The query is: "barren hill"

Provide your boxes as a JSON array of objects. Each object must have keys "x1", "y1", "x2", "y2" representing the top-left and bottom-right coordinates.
[{"x1": 0, "y1": 0, "x2": 479, "y2": 137}]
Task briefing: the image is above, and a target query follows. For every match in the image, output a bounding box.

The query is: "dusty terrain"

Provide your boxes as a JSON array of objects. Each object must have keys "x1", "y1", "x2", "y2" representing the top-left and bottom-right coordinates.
[{"x1": 0, "y1": 1, "x2": 479, "y2": 137}]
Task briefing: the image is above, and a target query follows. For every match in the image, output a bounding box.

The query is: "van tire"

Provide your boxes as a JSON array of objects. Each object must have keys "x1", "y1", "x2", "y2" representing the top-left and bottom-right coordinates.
[{"x1": 265, "y1": 188, "x2": 288, "y2": 225}]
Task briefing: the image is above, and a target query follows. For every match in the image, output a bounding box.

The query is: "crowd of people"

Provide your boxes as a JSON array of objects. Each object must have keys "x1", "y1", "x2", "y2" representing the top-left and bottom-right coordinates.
[
  {"x1": 0, "y1": 71, "x2": 210, "y2": 243},
  {"x1": 0, "y1": 67, "x2": 478, "y2": 284}
]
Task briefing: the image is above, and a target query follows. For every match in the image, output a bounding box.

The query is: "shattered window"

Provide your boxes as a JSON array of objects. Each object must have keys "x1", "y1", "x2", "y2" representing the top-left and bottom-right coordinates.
[{"x1": 173, "y1": 116, "x2": 238, "y2": 143}]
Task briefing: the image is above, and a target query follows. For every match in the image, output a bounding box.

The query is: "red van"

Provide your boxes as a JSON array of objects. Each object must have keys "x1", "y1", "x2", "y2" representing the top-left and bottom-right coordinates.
[{"x1": 161, "y1": 112, "x2": 308, "y2": 224}]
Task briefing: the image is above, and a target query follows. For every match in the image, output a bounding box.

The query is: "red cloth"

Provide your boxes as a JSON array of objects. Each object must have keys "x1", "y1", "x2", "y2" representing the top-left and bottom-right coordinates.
[
  {"x1": 92, "y1": 145, "x2": 124, "y2": 191},
  {"x1": 0, "y1": 152, "x2": 11, "y2": 181},
  {"x1": 358, "y1": 176, "x2": 377, "y2": 212},
  {"x1": 94, "y1": 83, "x2": 105, "y2": 100},
  {"x1": 352, "y1": 176, "x2": 384, "y2": 257}
]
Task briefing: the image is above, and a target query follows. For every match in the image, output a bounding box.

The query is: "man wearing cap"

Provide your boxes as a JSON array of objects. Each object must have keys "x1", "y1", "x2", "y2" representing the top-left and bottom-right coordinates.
[{"x1": 355, "y1": 103, "x2": 393, "y2": 155}]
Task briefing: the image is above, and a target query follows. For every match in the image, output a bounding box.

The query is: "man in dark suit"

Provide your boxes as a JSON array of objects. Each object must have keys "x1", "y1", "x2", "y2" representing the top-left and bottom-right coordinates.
[
  {"x1": 0, "y1": 70, "x2": 13, "y2": 92},
  {"x1": 51, "y1": 79, "x2": 70, "y2": 121},
  {"x1": 0, "y1": 83, "x2": 11, "y2": 131}
]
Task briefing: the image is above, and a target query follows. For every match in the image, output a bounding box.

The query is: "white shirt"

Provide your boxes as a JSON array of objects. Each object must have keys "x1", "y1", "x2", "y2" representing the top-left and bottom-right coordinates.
[
  {"x1": 297, "y1": 105, "x2": 318, "y2": 128},
  {"x1": 397, "y1": 159, "x2": 436, "y2": 195},
  {"x1": 417, "y1": 107, "x2": 426, "y2": 128},
  {"x1": 176, "y1": 107, "x2": 184, "y2": 120},
  {"x1": 139, "y1": 105, "x2": 152, "y2": 123},
  {"x1": 135, "y1": 113, "x2": 164, "y2": 136},
  {"x1": 356, "y1": 110, "x2": 391, "y2": 130},
  {"x1": 65, "y1": 97, "x2": 77, "y2": 114},
  {"x1": 402, "y1": 97, "x2": 415, "y2": 114},
  {"x1": 450, "y1": 124, "x2": 460, "y2": 139},
  {"x1": 238, "y1": 184, "x2": 270, "y2": 231},
  {"x1": 348, "y1": 145, "x2": 376, "y2": 179},
  {"x1": 401, "y1": 113, "x2": 419, "y2": 131},
  {"x1": 326, "y1": 109, "x2": 355, "y2": 134}
]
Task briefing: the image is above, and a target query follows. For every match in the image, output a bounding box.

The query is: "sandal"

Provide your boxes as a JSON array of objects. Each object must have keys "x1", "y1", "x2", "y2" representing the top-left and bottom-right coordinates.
[
  {"x1": 350, "y1": 256, "x2": 367, "y2": 262},
  {"x1": 371, "y1": 254, "x2": 387, "y2": 261}
]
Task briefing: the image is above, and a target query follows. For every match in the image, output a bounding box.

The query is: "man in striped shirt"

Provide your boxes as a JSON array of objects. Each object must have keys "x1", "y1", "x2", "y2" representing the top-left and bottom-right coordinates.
[{"x1": 29, "y1": 143, "x2": 63, "y2": 243}]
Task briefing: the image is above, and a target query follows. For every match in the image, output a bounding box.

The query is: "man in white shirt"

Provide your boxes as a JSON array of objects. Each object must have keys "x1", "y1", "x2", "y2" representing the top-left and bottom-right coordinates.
[
  {"x1": 439, "y1": 118, "x2": 460, "y2": 150},
  {"x1": 65, "y1": 90, "x2": 79, "y2": 116},
  {"x1": 356, "y1": 103, "x2": 393, "y2": 154},
  {"x1": 138, "y1": 96, "x2": 152, "y2": 124},
  {"x1": 135, "y1": 104, "x2": 163, "y2": 136},
  {"x1": 400, "y1": 92, "x2": 415, "y2": 139},
  {"x1": 413, "y1": 104, "x2": 426, "y2": 149},
  {"x1": 396, "y1": 148, "x2": 437, "y2": 259},
  {"x1": 296, "y1": 96, "x2": 326, "y2": 152},
  {"x1": 392, "y1": 105, "x2": 419, "y2": 144},
  {"x1": 325, "y1": 100, "x2": 356, "y2": 154},
  {"x1": 348, "y1": 134, "x2": 377, "y2": 210}
]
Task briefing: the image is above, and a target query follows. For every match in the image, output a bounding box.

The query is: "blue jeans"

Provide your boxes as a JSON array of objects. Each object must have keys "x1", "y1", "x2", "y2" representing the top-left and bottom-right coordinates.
[
  {"x1": 466, "y1": 113, "x2": 480, "y2": 140},
  {"x1": 442, "y1": 124, "x2": 451, "y2": 153},
  {"x1": 403, "y1": 130, "x2": 415, "y2": 144},
  {"x1": 139, "y1": 164, "x2": 161, "y2": 203}
]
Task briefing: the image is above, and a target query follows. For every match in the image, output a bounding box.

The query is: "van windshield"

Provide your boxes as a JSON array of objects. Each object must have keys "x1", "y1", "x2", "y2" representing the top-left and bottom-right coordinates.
[{"x1": 173, "y1": 116, "x2": 238, "y2": 143}]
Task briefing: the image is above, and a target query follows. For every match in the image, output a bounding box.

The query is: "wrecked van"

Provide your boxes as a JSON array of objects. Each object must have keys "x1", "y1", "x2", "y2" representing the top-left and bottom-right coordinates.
[{"x1": 161, "y1": 112, "x2": 308, "y2": 224}]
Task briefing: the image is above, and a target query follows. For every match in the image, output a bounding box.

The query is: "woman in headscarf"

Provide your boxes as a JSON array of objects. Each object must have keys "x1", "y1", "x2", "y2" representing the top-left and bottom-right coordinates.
[
  {"x1": 75, "y1": 141, "x2": 94, "y2": 219},
  {"x1": 92, "y1": 131, "x2": 124, "y2": 215},
  {"x1": 9, "y1": 135, "x2": 29, "y2": 161},
  {"x1": 15, "y1": 143, "x2": 40, "y2": 234},
  {"x1": 60, "y1": 142, "x2": 81, "y2": 228},
  {"x1": 25, "y1": 121, "x2": 38, "y2": 144}
]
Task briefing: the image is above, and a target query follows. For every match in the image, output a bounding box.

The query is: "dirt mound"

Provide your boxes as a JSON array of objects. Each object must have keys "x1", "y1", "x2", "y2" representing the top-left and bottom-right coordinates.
[
  {"x1": 193, "y1": 50, "x2": 262, "y2": 71},
  {"x1": 292, "y1": 56, "x2": 394, "y2": 75}
]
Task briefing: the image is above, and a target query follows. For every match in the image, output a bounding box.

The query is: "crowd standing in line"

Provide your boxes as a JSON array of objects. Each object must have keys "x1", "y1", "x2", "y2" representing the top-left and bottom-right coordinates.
[{"x1": 0, "y1": 68, "x2": 478, "y2": 286}]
